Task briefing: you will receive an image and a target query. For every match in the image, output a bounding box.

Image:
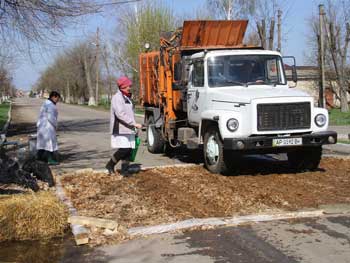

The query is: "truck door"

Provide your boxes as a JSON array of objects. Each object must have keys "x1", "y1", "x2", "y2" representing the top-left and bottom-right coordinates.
[{"x1": 187, "y1": 59, "x2": 205, "y2": 125}]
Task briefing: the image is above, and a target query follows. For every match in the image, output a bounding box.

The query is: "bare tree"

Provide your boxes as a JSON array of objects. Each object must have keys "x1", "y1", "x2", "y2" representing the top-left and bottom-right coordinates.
[
  {"x1": 101, "y1": 45, "x2": 114, "y2": 104},
  {"x1": 306, "y1": 1, "x2": 350, "y2": 112},
  {"x1": 0, "y1": 1, "x2": 95, "y2": 47},
  {"x1": 0, "y1": 0, "x2": 142, "y2": 94},
  {"x1": 254, "y1": 0, "x2": 290, "y2": 50},
  {"x1": 35, "y1": 40, "x2": 97, "y2": 105},
  {"x1": 206, "y1": 0, "x2": 256, "y2": 20},
  {"x1": 204, "y1": 0, "x2": 290, "y2": 51},
  {"x1": 322, "y1": 1, "x2": 350, "y2": 112},
  {"x1": 0, "y1": 1, "x2": 141, "y2": 47},
  {"x1": 0, "y1": 66, "x2": 15, "y2": 102},
  {"x1": 0, "y1": 46, "x2": 15, "y2": 102},
  {"x1": 111, "y1": 1, "x2": 178, "y2": 98}
]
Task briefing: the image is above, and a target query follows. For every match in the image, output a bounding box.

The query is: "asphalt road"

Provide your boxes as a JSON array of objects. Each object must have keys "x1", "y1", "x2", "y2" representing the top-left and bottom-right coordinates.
[
  {"x1": 28, "y1": 213, "x2": 349, "y2": 263},
  {"x1": 7, "y1": 97, "x2": 350, "y2": 263},
  {"x1": 92, "y1": 214, "x2": 350, "y2": 263},
  {"x1": 9, "y1": 97, "x2": 186, "y2": 172}
]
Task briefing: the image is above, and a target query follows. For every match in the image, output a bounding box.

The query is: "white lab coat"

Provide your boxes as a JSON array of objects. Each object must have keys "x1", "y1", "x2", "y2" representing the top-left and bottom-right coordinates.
[
  {"x1": 110, "y1": 91, "x2": 136, "y2": 149},
  {"x1": 36, "y1": 99, "x2": 58, "y2": 152}
]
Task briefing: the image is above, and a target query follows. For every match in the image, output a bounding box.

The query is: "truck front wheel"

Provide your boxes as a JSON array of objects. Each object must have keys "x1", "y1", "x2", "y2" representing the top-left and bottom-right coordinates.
[
  {"x1": 203, "y1": 127, "x2": 229, "y2": 174},
  {"x1": 287, "y1": 146, "x2": 322, "y2": 171},
  {"x1": 146, "y1": 115, "x2": 164, "y2": 153}
]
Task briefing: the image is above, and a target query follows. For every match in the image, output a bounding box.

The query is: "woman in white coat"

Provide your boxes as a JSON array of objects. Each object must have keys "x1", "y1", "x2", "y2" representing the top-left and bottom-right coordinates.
[
  {"x1": 36, "y1": 91, "x2": 60, "y2": 165},
  {"x1": 105, "y1": 76, "x2": 142, "y2": 176}
]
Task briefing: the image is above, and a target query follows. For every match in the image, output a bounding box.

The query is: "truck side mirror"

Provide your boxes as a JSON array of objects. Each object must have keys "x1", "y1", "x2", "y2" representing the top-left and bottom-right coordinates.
[{"x1": 283, "y1": 56, "x2": 297, "y2": 88}]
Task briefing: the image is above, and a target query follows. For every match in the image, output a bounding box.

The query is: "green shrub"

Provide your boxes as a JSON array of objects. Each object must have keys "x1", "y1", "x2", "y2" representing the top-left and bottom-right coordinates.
[
  {"x1": 0, "y1": 102, "x2": 10, "y2": 130},
  {"x1": 329, "y1": 109, "x2": 350, "y2": 126}
]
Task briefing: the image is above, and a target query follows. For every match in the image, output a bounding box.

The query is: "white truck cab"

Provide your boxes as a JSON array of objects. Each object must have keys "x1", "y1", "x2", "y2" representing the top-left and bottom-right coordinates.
[{"x1": 186, "y1": 49, "x2": 337, "y2": 174}]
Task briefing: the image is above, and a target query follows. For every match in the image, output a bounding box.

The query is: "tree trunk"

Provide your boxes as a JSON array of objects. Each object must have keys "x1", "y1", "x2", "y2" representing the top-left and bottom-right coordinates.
[
  {"x1": 257, "y1": 20, "x2": 267, "y2": 49},
  {"x1": 66, "y1": 79, "x2": 71, "y2": 104},
  {"x1": 102, "y1": 47, "x2": 112, "y2": 104},
  {"x1": 268, "y1": 19, "x2": 275, "y2": 50},
  {"x1": 339, "y1": 76, "x2": 349, "y2": 112},
  {"x1": 83, "y1": 54, "x2": 96, "y2": 106}
]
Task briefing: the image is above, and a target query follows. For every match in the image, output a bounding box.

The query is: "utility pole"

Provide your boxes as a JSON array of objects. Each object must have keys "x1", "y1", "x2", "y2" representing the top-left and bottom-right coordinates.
[
  {"x1": 319, "y1": 4, "x2": 326, "y2": 108},
  {"x1": 95, "y1": 27, "x2": 100, "y2": 105},
  {"x1": 102, "y1": 45, "x2": 112, "y2": 104},
  {"x1": 277, "y1": 10, "x2": 282, "y2": 52},
  {"x1": 268, "y1": 19, "x2": 275, "y2": 50}
]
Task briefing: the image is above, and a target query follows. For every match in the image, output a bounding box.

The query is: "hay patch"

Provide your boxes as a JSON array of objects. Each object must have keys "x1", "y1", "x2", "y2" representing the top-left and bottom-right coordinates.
[{"x1": 0, "y1": 191, "x2": 69, "y2": 241}]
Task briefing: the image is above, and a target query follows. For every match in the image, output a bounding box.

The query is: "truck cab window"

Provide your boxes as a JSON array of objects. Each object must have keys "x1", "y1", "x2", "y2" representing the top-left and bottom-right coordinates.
[
  {"x1": 192, "y1": 60, "x2": 204, "y2": 87},
  {"x1": 208, "y1": 55, "x2": 286, "y2": 87}
]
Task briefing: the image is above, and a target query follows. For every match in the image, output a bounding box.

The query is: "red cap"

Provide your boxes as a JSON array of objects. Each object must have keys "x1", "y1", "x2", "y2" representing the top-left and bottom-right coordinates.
[{"x1": 117, "y1": 76, "x2": 132, "y2": 89}]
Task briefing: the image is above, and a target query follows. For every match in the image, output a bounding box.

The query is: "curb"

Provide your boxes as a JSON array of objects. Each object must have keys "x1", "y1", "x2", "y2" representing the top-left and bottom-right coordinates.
[
  {"x1": 337, "y1": 134, "x2": 349, "y2": 140},
  {"x1": 323, "y1": 154, "x2": 350, "y2": 160},
  {"x1": 323, "y1": 143, "x2": 350, "y2": 155},
  {"x1": 319, "y1": 204, "x2": 350, "y2": 214},
  {"x1": 128, "y1": 210, "x2": 325, "y2": 236},
  {"x1": 55, "y1": 175, "x2": 89, "y2": 245}
]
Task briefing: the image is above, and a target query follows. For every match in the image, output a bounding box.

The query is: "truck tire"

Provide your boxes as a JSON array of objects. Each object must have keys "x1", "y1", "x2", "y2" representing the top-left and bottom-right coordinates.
[
  {"x1": 203, "y1": 126, "x2": 229, "y2": 174},
  {"x1": 287, "y1": 146, "x2": 322, "y2": 171},
  {"x1": 146, "y1": 115, "x2": 164, "y2": 153}
]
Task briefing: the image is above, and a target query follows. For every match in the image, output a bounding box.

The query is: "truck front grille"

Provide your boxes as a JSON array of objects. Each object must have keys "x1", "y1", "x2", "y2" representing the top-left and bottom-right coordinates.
[{"x1": 257, "y1": 102, "x2": 311, "y2": 131}]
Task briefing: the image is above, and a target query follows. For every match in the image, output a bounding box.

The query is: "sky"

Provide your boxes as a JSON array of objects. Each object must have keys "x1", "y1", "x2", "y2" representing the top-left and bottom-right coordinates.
[{"x1": 13, "y1": 0, "x2": 320, "y2": 90}]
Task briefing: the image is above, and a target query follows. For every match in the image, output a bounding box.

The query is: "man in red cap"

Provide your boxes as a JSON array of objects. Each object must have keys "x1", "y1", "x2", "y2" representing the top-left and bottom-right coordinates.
[{"x1": 106, "y1": 76, "x2": 142, "y2": 176}]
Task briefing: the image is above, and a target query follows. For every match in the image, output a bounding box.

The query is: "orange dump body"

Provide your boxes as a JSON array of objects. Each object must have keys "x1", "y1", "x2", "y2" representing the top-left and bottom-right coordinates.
[
  {"x1": 139, "y1": 51, "x2": 160, "y2": 107},
  {"x1": 139, "y1": 20, "x2": 248, "y2": 122},
  {"x1": 181, "y1": 20, "x2": 248, "y2": 50}
]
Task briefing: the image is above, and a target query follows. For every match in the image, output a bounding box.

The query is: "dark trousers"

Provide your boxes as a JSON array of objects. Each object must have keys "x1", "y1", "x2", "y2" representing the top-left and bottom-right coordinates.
[
  {"x1": 106, "y1": 148, "x2": 132, "y2": 174},
  {"x1": 112, "y1": 148, "x2": 132, "y2": 163},
  {"x1": 37, "y1": 150, "x2": 57, "y2": 162}
]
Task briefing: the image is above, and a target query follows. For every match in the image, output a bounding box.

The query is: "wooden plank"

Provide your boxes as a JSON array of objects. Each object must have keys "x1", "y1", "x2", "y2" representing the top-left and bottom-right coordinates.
[
  {"x1": 69, "y1": 215, "x2": 118, "y2": 230},
  {"x1": 72, "y1": 224, "x2": 89, "y2": 245}
]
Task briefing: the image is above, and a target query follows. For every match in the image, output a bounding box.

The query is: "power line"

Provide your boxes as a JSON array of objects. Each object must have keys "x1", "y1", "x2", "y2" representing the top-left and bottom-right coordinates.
[{"x1": 92, "y1": 0, "x2": 142, "y2": 8}]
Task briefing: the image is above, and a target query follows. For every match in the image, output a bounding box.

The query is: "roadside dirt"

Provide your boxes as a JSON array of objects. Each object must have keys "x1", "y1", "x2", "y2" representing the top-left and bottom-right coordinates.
[{"x1": 60, "y1": 156, "x2": 350, "y2": 231}]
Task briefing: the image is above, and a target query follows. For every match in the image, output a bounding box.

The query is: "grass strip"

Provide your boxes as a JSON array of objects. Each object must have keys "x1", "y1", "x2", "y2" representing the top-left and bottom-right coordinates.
[
  {"x1": 0, "y1": 102, "x2": 10, "y2": 131},
  {"x1": 329, "y1": 109, "x2": 350, "y2": 126}
]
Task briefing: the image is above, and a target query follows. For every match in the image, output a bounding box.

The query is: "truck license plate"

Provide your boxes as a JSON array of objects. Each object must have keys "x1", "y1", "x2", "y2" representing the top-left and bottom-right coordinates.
[{"x1": 272, "y1": 137, "x2": 302, "y2": 147}]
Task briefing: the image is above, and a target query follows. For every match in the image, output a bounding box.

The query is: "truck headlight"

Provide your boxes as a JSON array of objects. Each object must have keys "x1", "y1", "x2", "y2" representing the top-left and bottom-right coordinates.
[
  {"x1": 227, "y1": 118, "x2": 239, "y2": 132},
  {"x1": 315, "y1": 114, "x2": 327, "y2": 127}
]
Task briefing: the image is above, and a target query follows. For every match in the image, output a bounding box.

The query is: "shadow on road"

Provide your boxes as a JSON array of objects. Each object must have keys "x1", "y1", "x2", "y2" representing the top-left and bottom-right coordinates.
[
  {"x1": 57, "y1": 144, "x2": 111, "y2": 170},
  {"x1": 7, "y1": 122, "x2": 36, "y2": 137},
  {"x1": 162, "y1": 146, "x2": 326, "y2": 176},
  {"x1": 58, "y1": 119, "x2": 108, "y2": 133}
]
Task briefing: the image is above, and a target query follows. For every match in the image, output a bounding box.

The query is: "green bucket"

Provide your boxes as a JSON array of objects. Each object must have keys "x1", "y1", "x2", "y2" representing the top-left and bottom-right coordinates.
[{"x1": 130, "y1": 136, "x2": 141, "y2": 162}]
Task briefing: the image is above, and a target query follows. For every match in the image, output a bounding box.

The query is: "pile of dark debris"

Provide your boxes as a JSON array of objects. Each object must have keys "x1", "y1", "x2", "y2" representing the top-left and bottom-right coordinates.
[{"x1": 0, "y1": 152, "x2": 54, "y2": 192}]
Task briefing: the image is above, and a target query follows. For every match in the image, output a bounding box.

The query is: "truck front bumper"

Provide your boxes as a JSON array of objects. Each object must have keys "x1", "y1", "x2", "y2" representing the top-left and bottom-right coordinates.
[{"x1": 224, "y1": 131, "x2": 337, "y2": 151}]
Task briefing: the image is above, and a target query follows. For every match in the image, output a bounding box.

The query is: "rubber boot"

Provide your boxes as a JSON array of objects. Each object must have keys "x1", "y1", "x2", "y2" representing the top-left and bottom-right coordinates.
[
  {"x1": 120, "y1": 161, "x2": 130, "y2": 177},
  {"x1": 105, "y1": 159, "x2": 116, "y2": 175},
  {"x1": 48, "y1": 152, "x2": 59, "y2": 165}
]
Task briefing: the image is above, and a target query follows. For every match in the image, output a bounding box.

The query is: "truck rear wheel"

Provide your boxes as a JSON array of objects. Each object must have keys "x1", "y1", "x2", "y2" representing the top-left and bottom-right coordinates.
[
  {"x1": 146, "y1": 115, "x2": 164, "y2": 153},
  {"x1": 287, "y1": 146, "x2": 322, "y2": 171},
  {"x1": 203, "y1": 126, "x2": 229, "y2": 174}
]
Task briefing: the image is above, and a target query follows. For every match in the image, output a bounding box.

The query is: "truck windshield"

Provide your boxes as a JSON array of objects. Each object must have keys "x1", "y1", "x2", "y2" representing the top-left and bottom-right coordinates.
[{"x1": 207, "y1": 55, "x2": 286, "y2": 87}]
